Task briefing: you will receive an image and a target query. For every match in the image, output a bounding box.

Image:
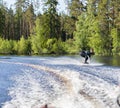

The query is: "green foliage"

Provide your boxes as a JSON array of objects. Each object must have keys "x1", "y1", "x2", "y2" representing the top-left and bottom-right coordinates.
[
  {"x1": 24, "y1": 4, "x2": 35, "y2": 35},
  {"x1": 111, "y1": 28, "x2": 120, "y2": 54},
  {"x1": 18, "y1": 36, "x2": 30, "y2": 55},
  {"x1": 74, "y1": 13, "x2": 90, "y2": 52},
  {"x1": 12, "y1": 40, "x2": 18, "y2": 54},
  {"x1": 74, "y1": 0, "x2": 113, "y2": 55},
  {"x1": 44, "y1": 0, "x2": 61, "y2": 40},
  {"x1": 31, "y1": 17, "x2": 46, "y2": 54},
  {"x1": 96, "y1": 0, "x2": 112, "y2": 55},
  {"x1": 64, "y1": 39, "x2": 76, "y2": 54},
  {"x1": 61, "y1": 15, "x2": 75, "y2": 40},
  {"x1": 0, "y1": 38, "x2": 15, "y2": 54},
  {"x1": 46, "y1": 38, "x2": 55, "y2": 52},
  {"x1": 0, "y1": 7, "x2": 5, "y2": 37},
  {"x1": 46, "y1": 38, "x2": 65, "y2": 54},
  {"x1": 89, "y1": 20, "x2": 103, "y2": 55},
  {"x1": 68, "y1": 0, "x2": 85, "y2": 19}
]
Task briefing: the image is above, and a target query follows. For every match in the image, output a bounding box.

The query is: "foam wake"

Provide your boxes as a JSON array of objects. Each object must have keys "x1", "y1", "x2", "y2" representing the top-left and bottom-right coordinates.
[{"x1": 1, "y1": 57, "x2": 120, "y2": 108}]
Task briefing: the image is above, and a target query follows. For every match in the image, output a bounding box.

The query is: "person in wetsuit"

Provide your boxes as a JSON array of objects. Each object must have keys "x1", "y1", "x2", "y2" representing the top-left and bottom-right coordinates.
[{"x1": 80, "y1": 49, "x2": 94, "y2": 64}]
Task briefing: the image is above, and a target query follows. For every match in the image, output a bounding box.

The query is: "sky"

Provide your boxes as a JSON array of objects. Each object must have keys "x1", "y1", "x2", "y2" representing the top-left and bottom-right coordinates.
[{"x1": 4, "y1": 0, "x2": 68, "y2": 14}]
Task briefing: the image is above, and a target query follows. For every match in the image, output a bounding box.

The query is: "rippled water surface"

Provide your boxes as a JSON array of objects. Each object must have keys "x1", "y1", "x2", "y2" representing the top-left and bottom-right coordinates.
[{"x1": 0, "y1": 55, "x2": 120, "y2": 108}]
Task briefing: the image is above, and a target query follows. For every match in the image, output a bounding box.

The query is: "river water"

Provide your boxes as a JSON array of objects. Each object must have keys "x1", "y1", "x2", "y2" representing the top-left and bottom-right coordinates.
[{"x1": 0, "y1": 55, "x2": 120, "y2": 108}]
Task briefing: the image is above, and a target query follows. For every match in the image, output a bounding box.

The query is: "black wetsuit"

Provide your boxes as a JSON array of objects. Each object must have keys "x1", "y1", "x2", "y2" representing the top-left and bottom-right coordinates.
[{"x1": 80, "y1": 50, "x2": 94, "y2": 63}]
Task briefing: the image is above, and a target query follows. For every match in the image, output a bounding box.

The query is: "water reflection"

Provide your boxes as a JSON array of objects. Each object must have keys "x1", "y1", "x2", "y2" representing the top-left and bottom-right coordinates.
[{"x1": 94, "y1": 55, "x2": 120, "y2": 67}]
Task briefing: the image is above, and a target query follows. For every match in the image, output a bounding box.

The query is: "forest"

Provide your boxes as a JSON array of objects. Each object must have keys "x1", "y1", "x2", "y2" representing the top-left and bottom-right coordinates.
[{"x1": 0, "y1": 0, "x2": 120, "y2": 55}]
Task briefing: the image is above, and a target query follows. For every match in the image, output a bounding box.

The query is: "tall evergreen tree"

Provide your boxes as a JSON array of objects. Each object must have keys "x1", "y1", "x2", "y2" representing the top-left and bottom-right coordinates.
[
  {"x1": 43, "y1": 0, "x2": 61, "y2": 40},
  {"x1": 74, "y1": 13, "x2": 89, "y2": 51},
  {"x1": 97, "y1": 0, "x2": 112, "y2": 54},
  {"x1": 67, "y1": 0, "x2": 86, "y2": 39},
  {"x1": 31, "y1": 16, "x2": 46, "y2": 54},
  {"x1": 14, "y1": 0, "x2": 24, "y2": 40},
  {"x1": 24, "y1": 4, "x2": 35, "y2": 38},
  {"x1": 74, "y1": 0, "x2": 95, "y2": 52},
  {"x1": 0, "y1": 6, "x2": 5, "y2": 37},
  {"x1": 4, "y1": 7, "x2": 15, "y2": 40},
  {"x1": 87, "y1": 0, "x2": 103, "y2": 54},
  {"x1": 111, "y1": 28, "x2": 120, "y2": 54},
  {"x1": 110, "y1": 0, "x2": 120, "y2": 54}
]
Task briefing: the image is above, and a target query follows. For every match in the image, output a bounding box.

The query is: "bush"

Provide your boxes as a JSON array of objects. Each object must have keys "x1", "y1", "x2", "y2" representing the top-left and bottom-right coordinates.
[
  {"x1": 64, "y1": 39, "x2": 77, "y2": 54},
  {"x1": 46, "y1": 38, "x2": 65, "y2": 54},
  {"x1": 18, "y1": 36, "x2": 30, "y2": 55},
  {"x1": 0, "y1": 38, "x2": 15, "y2": 54}
]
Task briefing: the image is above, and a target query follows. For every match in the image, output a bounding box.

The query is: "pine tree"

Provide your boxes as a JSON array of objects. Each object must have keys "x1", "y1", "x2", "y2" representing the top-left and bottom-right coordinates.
[
  {"x1": 74, "y1": 13, "x2": 89, "y2": 51},
  {"x1": 74, "y1": 0, "x2": 95, "y2": 52},
  {"x1": 24, "y1": 4, "x2": 35, "y2": 38},
  {"x1": 43, "y1": 0, "x2": 61, "y2": 40},
  {"x1": 0, "y1": 7, "x2": 5, "y2": 37},
  {"x1": 110, "y1": 0, "x2": 120, "y2": 54},
  {"x1": 67, "y1": 0, "x2": 86, "y2": 39},
  {"x1": 31, "y1": 16, "x2": 46, "y2": 54}
]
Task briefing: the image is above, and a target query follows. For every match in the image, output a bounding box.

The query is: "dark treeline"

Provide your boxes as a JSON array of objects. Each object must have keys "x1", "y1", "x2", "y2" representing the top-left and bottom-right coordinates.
[{"x1": 0, "y1": 0, "x2": 120, "y2": 55}]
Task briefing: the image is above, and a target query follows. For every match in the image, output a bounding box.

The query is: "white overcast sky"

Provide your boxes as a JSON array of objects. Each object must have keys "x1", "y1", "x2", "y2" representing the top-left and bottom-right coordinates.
[{"x1": 4, "y1": 0, "x2": 68, "y2": 14}]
